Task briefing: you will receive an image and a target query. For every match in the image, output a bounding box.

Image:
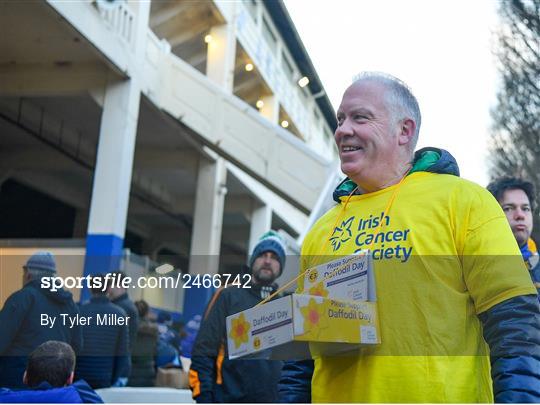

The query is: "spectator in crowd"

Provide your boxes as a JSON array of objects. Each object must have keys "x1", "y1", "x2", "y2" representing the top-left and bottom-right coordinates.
[
  {"x1": 189, "y1": 231, "x2": 286, "y2": 403},
  {"x1": 128, "y1": 300, "x2": 158, "y2": 387},
  {"x1": 0, "y1": 252, "x2": 82, "y2": 388},
  {"x1": 108, "y1": 271, "x2": 139, "y2": 351},
  {"x1": 156, "y1": 312, "x2": 180, "y2": 368},
  {"x1": 279, "y1": 72, "x2": 540, "y2": 402},
  {"x1": 488, "y1": 177, "x2": 540, "y2": 292},
  {"x1": 179, "y1": 315, "x2": 200, "y2": 371},
  {"x1": 75, "y1": 274, "x2": 130, "y2": 389},
  {"x1": 0, "y1": 341, "x2": 103, "y2": 403},
  {"x1": 157, "y1": 312, "x2": 183, "y2": 350}
]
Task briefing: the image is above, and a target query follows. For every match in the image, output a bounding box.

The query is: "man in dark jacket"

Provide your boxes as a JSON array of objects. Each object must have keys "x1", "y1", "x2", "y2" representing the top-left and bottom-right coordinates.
[
  {"x1": 487, "y1": 177, "x2": 540, "y2": 292},
  {"x1": 189, "y1": 231, "x2": 286, "y2": 403},
  {"x1": 75, "y1": 274, "x2": 130, "y2": 389},
  {"x1": 128, "y1": 300, "x2": 158, "y2": 387},
  {"x1": 0, "y1": 340, "x2": 102, "y2": 403},
  {"x1": 0, "y1": 252, "x2": 83, "y2": 389},
  {"x1": 108, "y1": 271, "x2": 139, "y2": 351}
]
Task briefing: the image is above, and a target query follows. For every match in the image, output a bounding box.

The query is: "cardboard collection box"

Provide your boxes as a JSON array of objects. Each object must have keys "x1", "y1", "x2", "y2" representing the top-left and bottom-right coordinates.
[
  {"x1": 226, "y1": 252, "x2": 380, "y2": 360},
  {"x1": 302, "y1": 251, "x2": 372, "y2": 301}
]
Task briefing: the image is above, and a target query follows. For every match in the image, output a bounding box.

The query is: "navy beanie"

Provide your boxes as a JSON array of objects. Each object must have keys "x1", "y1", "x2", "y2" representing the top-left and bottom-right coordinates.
[{"x1": 249, "y1": 231, "x2": 287, "y2": 275}]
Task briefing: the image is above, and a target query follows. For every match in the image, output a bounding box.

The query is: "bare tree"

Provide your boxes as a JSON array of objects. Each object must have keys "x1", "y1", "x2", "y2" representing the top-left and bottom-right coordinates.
[{"x1": 489, "y1": 0, "x2": 540, "y2": 238}]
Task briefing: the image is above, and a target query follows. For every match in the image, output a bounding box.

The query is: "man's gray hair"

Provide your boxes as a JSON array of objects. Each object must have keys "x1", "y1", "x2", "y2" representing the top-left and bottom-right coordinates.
[{"x1": 353, "y1": 72, "x2": 421, "y2": 150}]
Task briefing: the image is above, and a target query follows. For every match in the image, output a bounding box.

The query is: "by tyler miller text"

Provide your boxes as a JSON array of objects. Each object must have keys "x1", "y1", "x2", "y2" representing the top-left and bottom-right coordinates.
[{"x1": 41, "y1": 313, "x2": 130, "y2": 328}]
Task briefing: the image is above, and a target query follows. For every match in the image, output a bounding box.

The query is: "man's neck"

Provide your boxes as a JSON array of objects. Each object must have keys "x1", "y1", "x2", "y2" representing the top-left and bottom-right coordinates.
[
  {"x1": 351, "y1": 161, "x2": 412, "y2": 193},
  {"x1": 251, "y1": 279, "x2": 274, "y2": 288}
]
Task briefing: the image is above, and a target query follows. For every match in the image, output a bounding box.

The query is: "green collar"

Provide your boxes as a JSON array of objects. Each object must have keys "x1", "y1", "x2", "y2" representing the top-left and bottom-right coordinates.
[{"x1": 409, "y1": 150, "x2": 440, "y2": 174}]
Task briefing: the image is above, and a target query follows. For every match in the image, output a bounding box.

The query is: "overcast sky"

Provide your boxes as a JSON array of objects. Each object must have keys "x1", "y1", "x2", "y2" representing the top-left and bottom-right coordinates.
[{"x1": 284, "y1": 0, "x2": 500, "y2": 186}]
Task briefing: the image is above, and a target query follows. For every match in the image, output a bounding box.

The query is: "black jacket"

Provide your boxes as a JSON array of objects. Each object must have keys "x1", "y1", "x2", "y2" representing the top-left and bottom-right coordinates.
[
  {"x1": 0, "y1": 280, "x2": 83, "y2": 388},
  {"x1": 111, "y1": 293, "x2": 139, "y2": 352},
  {"x1": 190, "y1": 284, "x2": 283, "y2": 403},
  {"x1": 128, "y1": 319, "x2": 158, "y2": 387},
  {"x1": 74, "y1": 296, "x2": 130, "y2": 389}
]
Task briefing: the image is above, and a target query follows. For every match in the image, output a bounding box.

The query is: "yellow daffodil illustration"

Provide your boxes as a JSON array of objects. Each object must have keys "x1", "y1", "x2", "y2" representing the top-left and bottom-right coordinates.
[
  {"x1": 308, "y1": 281, "x2": 329, "y2": 297},
  {"x1": 229, "y1": 313, "x2": 250, "y2": 348},
  {"x1": 299, "y1": 297, "x2": 328, "y2": 339}
]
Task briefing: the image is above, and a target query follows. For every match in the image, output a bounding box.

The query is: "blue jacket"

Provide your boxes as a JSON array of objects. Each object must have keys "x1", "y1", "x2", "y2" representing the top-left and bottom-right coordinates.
[
  {"x1": 74, "y1": 296, "x2": 130, "y2": 389},
  {"x1": 0, "y1": 280, "x2": 83, "y2": 389},
  {"x1": 279, "y1": 148, "x2": 540, "y2": 403},
  {"x1": 0, "y1": 380, "x2": 103, "y2": 403}
]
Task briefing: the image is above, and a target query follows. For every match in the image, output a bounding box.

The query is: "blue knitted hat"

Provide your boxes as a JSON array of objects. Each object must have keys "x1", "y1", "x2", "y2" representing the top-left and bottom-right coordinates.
[
  {"x1": 249, "y1": 231, "x2": 286, "y2": 275},
  {"x1": 24, "y1": 251, "x2": 57, "y2": 273}
]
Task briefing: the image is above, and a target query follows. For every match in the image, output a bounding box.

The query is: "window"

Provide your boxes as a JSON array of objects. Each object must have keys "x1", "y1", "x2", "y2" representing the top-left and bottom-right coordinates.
[
  {"x1": 281, "y1": 52, "x2": 294, "y2": 79},
  {"x1": 313, "y1": 107, "x2": 321, "y2": 122},
  {"x1": 262, "y1": 17, "x2": 277, "y2": 54},
  {"x1": 245, "y1": 0, "x2": 257, "y2": 22}
]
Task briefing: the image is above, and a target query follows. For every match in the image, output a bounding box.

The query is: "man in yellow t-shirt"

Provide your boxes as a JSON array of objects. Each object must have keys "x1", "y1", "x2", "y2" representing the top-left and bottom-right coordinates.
[{"x1": 278, "y1": 73, "x2": 540, "y2": 403}]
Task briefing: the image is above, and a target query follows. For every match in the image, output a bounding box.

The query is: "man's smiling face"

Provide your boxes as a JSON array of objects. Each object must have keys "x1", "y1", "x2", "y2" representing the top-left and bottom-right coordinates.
[{"x1": 335, "y1": 81, "x2": 402, "y2": 189}]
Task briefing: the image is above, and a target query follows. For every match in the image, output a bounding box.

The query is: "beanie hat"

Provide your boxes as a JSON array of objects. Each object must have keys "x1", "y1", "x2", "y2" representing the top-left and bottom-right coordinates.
[
  {"x1": 24, "y1": 251, "x2": 57, "y2": 273},
  {"x1": 249, "y1": 231, "x2": 287, "y2": 275}
]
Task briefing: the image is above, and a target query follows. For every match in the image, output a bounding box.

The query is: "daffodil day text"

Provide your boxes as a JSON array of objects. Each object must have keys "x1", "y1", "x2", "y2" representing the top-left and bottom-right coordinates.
[
  {"x1": 253, "y1": 310, "x2": 289, "y2": 327},
  {"x1": 328, "y1": 300, "x2": 372, "y2": 321},
  {"x1": 330, "y1": 212, "x2": 413, "y2": 262}
]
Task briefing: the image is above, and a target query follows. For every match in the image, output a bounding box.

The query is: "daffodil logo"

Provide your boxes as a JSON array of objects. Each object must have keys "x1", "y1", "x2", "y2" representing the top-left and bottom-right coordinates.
[
  {"x1": 308, "y1": 269, "x2": 318, "y2": 283},
  {"x1": 308, "y1": 281, "x2": 329, "y2": 297},
  {"x1": 300, "y1": 298, "x2": 324, "y2": 333},
  {"x1": 229, "y1": 313, "x2": 250, "y2": 349},
  {"x1": 329, "y1": 216, "x2": 354, "y2": 251},
  {"x1": 253, "y1": 336, "x2": 261, "y2": 350}
]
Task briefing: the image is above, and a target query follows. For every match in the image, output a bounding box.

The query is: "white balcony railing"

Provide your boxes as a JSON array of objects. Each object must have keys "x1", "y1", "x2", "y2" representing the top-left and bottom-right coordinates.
[{"x1": 94, "y1": 0, "x2": 135, "y2": 47}]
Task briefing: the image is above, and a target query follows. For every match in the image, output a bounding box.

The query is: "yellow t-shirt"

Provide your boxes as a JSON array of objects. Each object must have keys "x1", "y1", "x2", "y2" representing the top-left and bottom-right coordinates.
[{"x1": 300, "y1": 172, "x2": 536, "y2": 403}]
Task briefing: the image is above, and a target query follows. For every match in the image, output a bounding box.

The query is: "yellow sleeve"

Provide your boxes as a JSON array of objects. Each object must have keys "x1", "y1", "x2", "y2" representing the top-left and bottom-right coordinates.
[{"x1": 461, "y1": 187, "x2": 537, "y2": 314}]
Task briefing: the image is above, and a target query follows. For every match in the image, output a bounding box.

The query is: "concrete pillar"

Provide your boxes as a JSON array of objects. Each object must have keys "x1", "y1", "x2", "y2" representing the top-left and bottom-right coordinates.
[
  {"x1": 259, "y1": 95, "x2": 279, "y2": 124},
  {"x1": 206, "y1": 20, "x2": 237, "y2": 92},
  {"x1": 82, "y1": 78, "x2": 140, "y2": 301},
  {"x1": 81, "y1": 0, "x2": 150, "y2": 303},
  {"x1": 182, "y1": 157, "x2": 227, "y2": 321},
  {"x1": 248, "y1": 204, "x2": 272, "y2": 254}
]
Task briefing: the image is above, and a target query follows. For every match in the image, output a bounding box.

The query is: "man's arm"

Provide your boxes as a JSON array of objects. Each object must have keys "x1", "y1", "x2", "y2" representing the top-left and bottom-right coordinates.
[
  {"x1": 278, "y1": 359, "x2": 314, "y2": 403},
  {"x1": 189, "y1": 289, "x2": 227, "y2": 403},
  {"x1": 479, "y1": 294, "x2": 540, "y2": 403},
  {"x1": 0, "y1": 291, "x2": 31, "y2": 354}
]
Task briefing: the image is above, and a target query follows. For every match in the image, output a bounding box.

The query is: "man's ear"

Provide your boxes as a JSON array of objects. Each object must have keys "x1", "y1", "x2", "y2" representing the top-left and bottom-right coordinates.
[
  {"x1": 398, "y1": 118, "x2": 416, "y2": 146},
  {"x1": 22, "y1": 370, "x2": 28, "y2": 385},
  {"x1": 66, "y1": 371, "x2": 74, "y2": 386}
]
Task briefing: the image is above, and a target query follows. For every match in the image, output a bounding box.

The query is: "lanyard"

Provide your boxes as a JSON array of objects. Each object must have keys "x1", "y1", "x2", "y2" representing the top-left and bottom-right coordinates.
[{"x1": 257, "y1": 171, "x2": 410, "y2": 306}]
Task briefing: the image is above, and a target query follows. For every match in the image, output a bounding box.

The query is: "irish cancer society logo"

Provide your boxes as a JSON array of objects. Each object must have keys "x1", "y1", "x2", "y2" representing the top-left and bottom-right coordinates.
[{"x1": 329, "y1": 216, "x2": 354, "y2": 251}]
